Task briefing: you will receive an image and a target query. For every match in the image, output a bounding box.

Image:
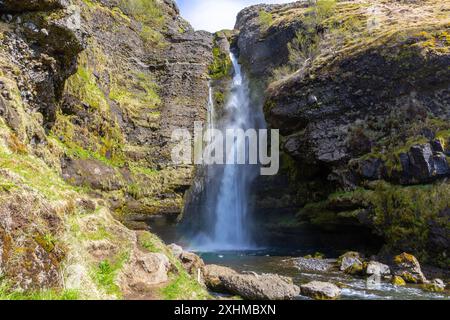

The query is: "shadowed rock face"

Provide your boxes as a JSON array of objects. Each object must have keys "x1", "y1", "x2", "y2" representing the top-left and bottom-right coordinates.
[{"x1": 233, "y1": 0, "x2": 450, "y2": 265}]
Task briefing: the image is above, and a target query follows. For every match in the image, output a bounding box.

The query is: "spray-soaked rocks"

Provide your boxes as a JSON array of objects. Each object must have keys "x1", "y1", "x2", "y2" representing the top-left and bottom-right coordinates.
[{"x1": 393, "y1": 253, "x2": 427, "y2": 284}]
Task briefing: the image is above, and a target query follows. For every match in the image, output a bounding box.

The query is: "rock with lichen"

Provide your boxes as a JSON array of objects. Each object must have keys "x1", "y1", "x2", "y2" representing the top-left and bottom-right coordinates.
[{"x1": 393, "y1": 253, "x2": 427, "y2": 284}]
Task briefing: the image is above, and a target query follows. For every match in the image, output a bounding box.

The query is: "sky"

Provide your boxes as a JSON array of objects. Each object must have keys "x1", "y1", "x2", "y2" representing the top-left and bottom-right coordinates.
[{"x1": 175, "y1": 0, "x2": 294, "y2": 32}]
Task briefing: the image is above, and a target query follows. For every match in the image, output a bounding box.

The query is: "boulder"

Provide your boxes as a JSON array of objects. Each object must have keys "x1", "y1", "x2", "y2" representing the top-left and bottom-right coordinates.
[
  {"x1": 391, "y1": 276, "x2": 406, "y2": 286},
  {"x1": 393, "y1": 253, "x2": 427, "y2": 284},
  {"x1": 338, "y1": 252, "x2": 364, "y2": 275},
  {"x1": 121, "y1": 251, "x2": 171, "y2": 290},
  {"x1": 168, "y1": 243, "x2": 183, "y2": 259},
  {"x1": 422, "y1": 279, "x2": 445, "y2": 293},
  {"x1": 220, "y1": 273, "x2": 300, "y2": 300},
  {"x1": 203, "y1": 264, "x2": 238, "y2": 293},
  {"x1": 366, "y1": 261, "x2": 390, "y2": 276},
  {"x1": 180, "y1": 251, "x2": 205, "y2": 279},
  {"x1": 400, "y1": 144, "x2": 450, "y2": 184},
  {"x1": 300, "y1": 281, "x2": 341, "y2": 300}
]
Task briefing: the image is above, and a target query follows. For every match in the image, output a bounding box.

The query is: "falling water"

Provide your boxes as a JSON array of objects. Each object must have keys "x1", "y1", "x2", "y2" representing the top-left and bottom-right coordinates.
[{"x1": 188, "y1": 52, "x2": 265, "y2": 251}]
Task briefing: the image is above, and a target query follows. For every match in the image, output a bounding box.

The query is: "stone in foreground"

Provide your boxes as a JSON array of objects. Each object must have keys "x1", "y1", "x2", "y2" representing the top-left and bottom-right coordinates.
[
  {"x1": 220, "y1": 273, "x2": 300, "y2": 300},
  {"x1": 203, "y1": 264, "x2": 238, "y2": 293},
  {"x1": 300, "y1": 281, "x2": 341, "y2": 300}
]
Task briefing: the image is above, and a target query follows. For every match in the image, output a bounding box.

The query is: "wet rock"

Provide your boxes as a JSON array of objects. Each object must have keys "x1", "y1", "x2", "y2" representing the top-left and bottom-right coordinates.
[
  {"x1": 366, "y1": 261, "x2": 390, "y2": 276},
  {"x1": 392, "y1": 276, "x2": 406, "y2": 286},
  {"x1": 300, "y1": 281, "x2": 341, "y2": 300},
  {"x1": 294, "y1": 257, "x2": 334, "y2": 272},
  {"x1": 220, "y1": 273, "x2": 300, "y2": 300},
  {"x1": 203, "y1": 264, "x2": 238, "y2": 293},
  {"x1": 393, "y1": 253, "x2": 427, "y2": 284},
  {"x1": 339, "y1": 252, "x2": 364, "y2": 275},
  {"x1": 422, "y1": 279, "x2": 445, "y2": 293}
]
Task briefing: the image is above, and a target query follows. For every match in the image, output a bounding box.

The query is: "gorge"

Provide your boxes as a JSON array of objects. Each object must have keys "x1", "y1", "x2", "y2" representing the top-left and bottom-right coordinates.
[{"x1": 0, "y1": 0, "x2": 448, "y2": 300}]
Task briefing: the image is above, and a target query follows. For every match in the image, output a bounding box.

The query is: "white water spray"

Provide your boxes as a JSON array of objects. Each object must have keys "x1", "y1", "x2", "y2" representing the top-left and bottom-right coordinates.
[{"x1": 190, "y1": 52, "x2": 265, "y2": 251}]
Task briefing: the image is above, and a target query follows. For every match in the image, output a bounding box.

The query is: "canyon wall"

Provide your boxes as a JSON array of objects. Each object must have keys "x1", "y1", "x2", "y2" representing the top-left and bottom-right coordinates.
[
  {"x1": 233, "y1": 0, "x2": 449, "y2": 266},
  {"x1": 0, "y1": 0, "x2": 211, "y2": 298}
]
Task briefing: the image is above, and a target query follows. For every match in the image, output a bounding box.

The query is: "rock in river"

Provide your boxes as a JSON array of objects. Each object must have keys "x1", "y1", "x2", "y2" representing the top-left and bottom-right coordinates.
[
  {"x1": 366, "y1": 261, "x2": 391, "y2": 276},
  {"x1": 393, "y1": 253, "x2": 427, "y2": 284},
  {"x1": 300, "y1": 281, "x2": 341, "y2": 300},
  {"x1": 220, "y1": 273, "x2": 300, "y2": 300}
]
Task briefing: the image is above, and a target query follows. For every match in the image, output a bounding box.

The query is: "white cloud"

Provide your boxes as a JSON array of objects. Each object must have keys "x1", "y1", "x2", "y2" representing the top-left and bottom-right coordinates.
[{"x1": 176, "y1": 0, "x2": 294, "y2": 32}]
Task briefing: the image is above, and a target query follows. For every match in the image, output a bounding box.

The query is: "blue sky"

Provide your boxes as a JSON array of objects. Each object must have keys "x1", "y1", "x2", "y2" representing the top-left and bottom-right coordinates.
[{"x1": 175, "y1": 0, "x2": 293, "y2": 32}]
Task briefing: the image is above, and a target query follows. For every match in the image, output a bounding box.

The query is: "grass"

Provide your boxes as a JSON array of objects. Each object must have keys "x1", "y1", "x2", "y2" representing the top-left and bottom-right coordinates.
[
  {"x1": 259, "y1": 10, "x2": 274, "y2": 30},
  {"x1": 137, "y1": 232, "x2": 211, "y2": 300},
  {"x1": 0, "y1": 279, "x2": 79, "y2": 300},
  {"x1": 65, "y1": 65, "x2": 109, "y2": 111},
  {"x1": 109, "y1": 71, "x2": 161, "y2": 127},
  {"x1": 0, "y1": 144, "x2": 75, "y2": 200},
  {"x1": 160, "y1": 272, "x2": 210, "y2": 300},
  {"x1": 209, "y1": 46, "x2": 232, "y2": 80},
  {"x1": 91, "y1": 252, "x2": 129, "y2": 298}
]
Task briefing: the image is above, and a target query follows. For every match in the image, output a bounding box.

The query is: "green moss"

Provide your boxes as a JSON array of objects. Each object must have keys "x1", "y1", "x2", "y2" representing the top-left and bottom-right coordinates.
[
  {"x1": 258, "y1": 10, "x2": 273, "y2": 30},
  {"x1": 161, "y1": 272, "x2": 210, "y2": 300},
  {"x1": 50, "y1": 112, "x2": 125, "y2": 168},
  {"x1": 66, "y1": 66, "x2": 108, "y2": 111},
  {"x1": 0, "y1": 144, "x2": 74, "y2": 200},
  {"x1": 209, "y1": 44, "x2": 232, "y2": 80},
  {"x1": 118, "y1": 0, "x2": 164, "y2": 28},
  {"x1": 0, "y1": 280, "x2": 79, "y2": 300},
  {"x1": 214, "y1": 91, "x2": 225, "y2": 106},
  {"x1": 392, "y1": 276, "x2": 406, "y2": 287},
  {"x1": 109, "y1": 71, "x2": 161, "y2": 126}
]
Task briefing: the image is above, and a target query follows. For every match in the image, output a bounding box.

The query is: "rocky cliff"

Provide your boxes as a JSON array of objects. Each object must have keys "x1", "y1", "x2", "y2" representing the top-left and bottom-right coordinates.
[
  {"x1": 234, "y1": 0, "x2": 449, "y2": 266},
  {"x1": 0, "y1": 0, "x2": 211, "y2": 299}
]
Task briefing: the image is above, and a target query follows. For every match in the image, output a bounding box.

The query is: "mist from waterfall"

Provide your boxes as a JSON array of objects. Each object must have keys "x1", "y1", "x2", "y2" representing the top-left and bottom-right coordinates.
[{"x1": 188, "y1": 52, "x2": 265, "y2": 251}]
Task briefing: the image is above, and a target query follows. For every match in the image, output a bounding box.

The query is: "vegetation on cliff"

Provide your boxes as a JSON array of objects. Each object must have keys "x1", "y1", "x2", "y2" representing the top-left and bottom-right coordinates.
[{"x1": 234, "y1": 0, "x2": 450, "y2": 265}]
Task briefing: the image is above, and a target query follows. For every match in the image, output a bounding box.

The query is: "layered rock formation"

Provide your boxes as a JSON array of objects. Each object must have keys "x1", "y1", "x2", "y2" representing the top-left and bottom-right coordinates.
[
  {"x1": 0, "y1": 0, "x2": 211, "y2": 299},
  {"x1": 233, "y1": 0, "x2": 449, "y2": 266}
]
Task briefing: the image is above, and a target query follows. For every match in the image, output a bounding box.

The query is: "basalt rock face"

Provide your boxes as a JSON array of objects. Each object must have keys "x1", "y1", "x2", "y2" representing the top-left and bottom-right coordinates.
[
  {"x1": 235, "y1": 0, "x2": 450, "y2": 266},
  {"x1": 0, "y1": 0, "x2": 211, "y2": 297}
]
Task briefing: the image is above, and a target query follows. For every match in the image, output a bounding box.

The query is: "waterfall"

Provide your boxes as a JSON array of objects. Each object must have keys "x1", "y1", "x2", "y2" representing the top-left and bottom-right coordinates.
[{"x1": 188, "y1": 52, "x2": 264, "y2": 251}]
